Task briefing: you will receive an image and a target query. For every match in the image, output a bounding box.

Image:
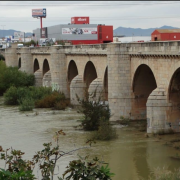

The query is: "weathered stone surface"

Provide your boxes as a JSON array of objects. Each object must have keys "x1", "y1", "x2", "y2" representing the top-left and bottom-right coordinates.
[{"x1": 5, "y1": 41, "x2": 180, "y2": 133}]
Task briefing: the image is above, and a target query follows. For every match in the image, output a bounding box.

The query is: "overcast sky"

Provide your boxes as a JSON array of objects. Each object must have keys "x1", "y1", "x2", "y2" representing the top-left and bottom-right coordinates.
[{"x1": 0, "y1": 1, "x2": 180, "y2": 33}]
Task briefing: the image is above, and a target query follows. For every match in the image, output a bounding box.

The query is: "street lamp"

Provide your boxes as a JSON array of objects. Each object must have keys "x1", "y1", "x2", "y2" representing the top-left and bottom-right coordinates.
[{"x1": 1, "y1": 25, "x2": 6, "y2": 39}]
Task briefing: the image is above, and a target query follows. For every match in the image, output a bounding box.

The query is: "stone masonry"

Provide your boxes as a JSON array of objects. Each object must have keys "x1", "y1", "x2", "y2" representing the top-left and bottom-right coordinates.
[{"x1": 4, "y1": 41, "x2": 180, "y2": 133}]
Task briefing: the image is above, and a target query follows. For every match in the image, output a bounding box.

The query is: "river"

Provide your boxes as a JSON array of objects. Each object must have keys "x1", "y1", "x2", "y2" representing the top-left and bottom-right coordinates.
[{"x1": 0, "y1": 96, "x2": 180, "y2": 180}]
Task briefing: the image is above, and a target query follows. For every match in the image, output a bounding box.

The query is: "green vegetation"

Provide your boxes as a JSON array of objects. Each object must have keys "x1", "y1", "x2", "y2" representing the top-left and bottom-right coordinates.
[
  {"x1": 119, "y1": 116, "x2": 130, "y2": 125},
  {"x1": 4, "y1": 86, "x2": 51, "y2": 106},
  {"x1": 0, "y1": 130, "x2": 114, "y2": 180},
  {"x1": 23, "y1": 40, "x2": 37, "y2": 47},
  {"x1": 78, "y1": 97, "x2": 111, "y2": 131},
  {"x1": 19, "y1": 97, "x2": 35, "y2": 111},
  {"x1": 91, "y1": 117, "x2": 118, "y2": 141},
  {"x1": 0, "y1": 148, "x2": 35, "y2": 180},
  {"x1": 0, "y1": 61, "x2": 35, "y2": 95},
  {"x1": 77, "y1": 93, "x2": 117, "y2": 141},
  {"x1": 4, "y1": 86, "x2": 69, "y2": 111},
  {"x1": 35, "y1": 91, "x2": 69, "y2": 110},
  {"x1": 61, "y1": 156, "x2": 114, "y2": 180},
  {"x1": 0, "y1": 54, "x2": 5, "y2": 61}
]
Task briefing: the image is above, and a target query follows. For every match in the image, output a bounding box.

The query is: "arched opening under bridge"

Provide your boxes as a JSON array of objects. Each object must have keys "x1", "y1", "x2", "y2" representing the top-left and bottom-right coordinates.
[
  {"x1": 18, "y1": 58, "x2": 21, "y2": 69},
  {"x1": 34, "y1": 58, "x2": 40, "y2": 72},
  {"x1": 84, "y1": 61, "x2": 97, "y2": 89},
  {"x1": 132, "y1": 64, "x2": 157, "y2": 119},
  {"x1": 168, "y1": 67, "x2": 180, "y2": 128},
  {"x1": 104, "y1": 67, "x2": 108, "y2": 101}
]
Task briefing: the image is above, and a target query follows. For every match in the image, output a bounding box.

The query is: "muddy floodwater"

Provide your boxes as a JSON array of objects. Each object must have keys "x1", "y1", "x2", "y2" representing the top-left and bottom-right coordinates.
[{"x1": 1, "y1": 96, "x2": 180, "y2": 180}]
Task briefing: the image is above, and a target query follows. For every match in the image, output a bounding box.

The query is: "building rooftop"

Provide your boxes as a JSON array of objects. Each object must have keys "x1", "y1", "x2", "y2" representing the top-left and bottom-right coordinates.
[{"x1": 156, "y1": 29, "x2": 180, "y2": 33}]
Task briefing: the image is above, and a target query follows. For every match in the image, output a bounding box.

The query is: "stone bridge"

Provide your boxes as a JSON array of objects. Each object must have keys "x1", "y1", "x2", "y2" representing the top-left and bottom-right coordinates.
[{"x1": 4, "y1": 41, "x2": 180, "y2": 133}]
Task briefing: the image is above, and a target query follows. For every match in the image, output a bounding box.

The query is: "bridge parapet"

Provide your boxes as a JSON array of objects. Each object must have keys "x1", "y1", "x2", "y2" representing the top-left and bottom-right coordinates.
[
  {"x1": 14, "y1": 45, "x2": 108, "y2": 55},
  {"x1": 128, "y1": 41, "x2": 180, "y2": 54},
  {"x1": 64, "y1": 44, "x2": 107, "y2": 55}
]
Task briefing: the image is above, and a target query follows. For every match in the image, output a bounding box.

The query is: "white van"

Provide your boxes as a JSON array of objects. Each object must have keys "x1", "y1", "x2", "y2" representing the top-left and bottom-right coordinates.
[{"x1": 17, "y1": 44, "x2": 24, "y2": 48}]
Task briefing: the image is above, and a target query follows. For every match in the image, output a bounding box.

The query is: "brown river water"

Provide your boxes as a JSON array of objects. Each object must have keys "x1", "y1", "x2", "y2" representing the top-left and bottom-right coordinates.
[{"x1": 0, "y1": 96, "x2": 180, "y2": 180}]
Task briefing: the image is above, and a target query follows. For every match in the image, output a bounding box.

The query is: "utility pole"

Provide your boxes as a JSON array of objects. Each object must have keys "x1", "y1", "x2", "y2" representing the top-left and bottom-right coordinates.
[{"x1": 1, "y1": 25, "x2": 6, "y2": 39}]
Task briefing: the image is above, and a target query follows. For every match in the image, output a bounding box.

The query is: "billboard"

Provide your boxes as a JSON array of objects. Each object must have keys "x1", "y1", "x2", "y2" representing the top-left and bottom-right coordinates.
[
  {"x1": 71, "y1": 17, "x2": 89, "y2": 24},
  {"x1": 32, "y1": 8, "x2": 46, "y2": 18},
  {"x1": 62, "y1": 28, "x2": 97, "y2": 35},
  {"x1": 14, "y1": 32, "x2": 24, "y2": 39}
]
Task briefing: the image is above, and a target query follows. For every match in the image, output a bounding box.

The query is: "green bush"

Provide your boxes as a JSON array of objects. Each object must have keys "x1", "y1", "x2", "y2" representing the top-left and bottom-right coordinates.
[
  {"x1": 23, "y1": 40, "x2": 37, "y2": 47},
  {"x1": 0, "y1": 61, "x2": 8, "y2": 95},
  {"x1": 4, "y1": 86, "x2": 52, "y2": 106},
  {"x1": 3, "y1": 86, "x2": 18, "y2": 105},
  {"x1": 0, "y1": 54, "x2": 5, "y2": 61},
  {"x1": 91, "y1": 117, "x2": 118, "y2": 141},
  {"x1": 4, "y1": 86, "x2": 31, "y2": 105},
  {"x1": 119, "y1": 116, "x2": 130, "y2": 125},
  {"x1": 0, "y1": 148, "x2": 35, "y2": 180},
  {"x1": 19, "y1": 97, "x2": 35, "y2": 111},
  {"x1": 61, "y1": 156, "x2": 114, "y2": 180},
  {"x1": 4, "y1": 86, "x2": 69, "y2": 110},
  {"x1": 35, "y1": 91, "x2": 68, "y2": 109},
  {"x1": 29, "y1": 86, "x2": 52, "y2": 100},
  {"x1": 3, "y1": 66, "x2": 35, "y2": 88},
  {"x1": 0, "y1": 62, "x2": 35, "y2": 95},
  {"x1": 54, "y1": 99, "x2": 70, "y2": 110},
  {"x1": 78, "y1": 98, "x2": 111, "y2": 131}
]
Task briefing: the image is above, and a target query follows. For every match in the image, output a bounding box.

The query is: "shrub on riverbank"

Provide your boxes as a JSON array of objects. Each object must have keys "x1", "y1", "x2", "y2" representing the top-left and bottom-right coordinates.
[
  {"x1": 0, "y1": 61, "x2": 35, "y2": 95},
  {"x1": 35, "y1": 91, "x2": 69, "y2": 110},
  {"x1": 4, "y1": 86, "x2": 69, "y2": 111},
  {"x1": 91, "y1": 117, "x2": 118, "y2": 141},
  {"x1": 4, "y1": 86, "x2": 52, "y2": 105},
  {"x1": 19, "y1": 97, "x2": 35, "y2": 111},
  {"x1": 0, "y1": 54, "x2": 5, "y2": 61},
  {"x1": 78, "y1": 97, "x2": 111, "y2": 131},
  {"x1": 77, "y1": 94, "x2": 117, "y2": 141}
]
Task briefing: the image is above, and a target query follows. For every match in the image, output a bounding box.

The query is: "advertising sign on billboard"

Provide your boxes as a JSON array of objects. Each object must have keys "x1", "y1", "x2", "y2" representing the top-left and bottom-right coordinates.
[
  {"x1": 14, "y1": 32, "x2": 24, "y2": 39},
  {"x1": 62, "y1": 28, "x2": 97, "y2": 35},
  {"x1": 71, "y1": 17, "x2": 89, "y2": 24},
  {"x1": 32, "y1": 8, "x2": 46, "y2": 18}
]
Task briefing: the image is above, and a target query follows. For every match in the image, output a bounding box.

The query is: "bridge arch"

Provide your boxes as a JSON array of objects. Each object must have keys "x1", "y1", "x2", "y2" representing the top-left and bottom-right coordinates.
[
  {"x1": 168, "y1": 67, "x2": 180, "y2": 126},
  {"x1": 43, "y1": 59, "x2": 50, "y2": 76},
  {"x1": 34, "y1": 58, "x2": 40, "y2": 73},
  {"x1": 18, "y1": 58, "x2": 21, "y2": 69},
  {"x1": 67, "y1": 60, "x2": 79, "y2": 98},
  {"x1": 132, "y1": 64, "x2": 157, "y2": 119},
  {"x1": 42, "y1": 59, "x2": 51, "y2": 87},
  {"x1": 104, "y1": 66, "x2": 108, "y2": 101},
  {"x1": 84, "y1": 61, "x2": 97, "y2": 89},
  {"x1": 67, "y1": 60, "x2": 78, "y2": 83},
  {"x1": 33, "y1": 58, "x2": 42, "y2": 86}
]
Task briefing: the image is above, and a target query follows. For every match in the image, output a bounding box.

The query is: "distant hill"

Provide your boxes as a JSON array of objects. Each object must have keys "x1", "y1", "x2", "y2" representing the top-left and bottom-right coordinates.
[
  {"x1": 113, "y1": 25, "x2": 180, "y2": 37},
  {"x1": 0, "y1": 29, "x2": 32, "y2": 38}
]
